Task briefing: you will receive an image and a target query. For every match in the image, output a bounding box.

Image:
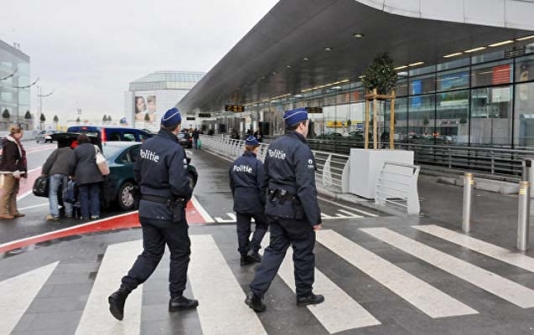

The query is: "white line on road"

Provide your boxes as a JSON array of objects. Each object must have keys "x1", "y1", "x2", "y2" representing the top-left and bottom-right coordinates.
[
  {"x1": 191, "y1": 195, "x2": 215, "y2": 223},
  {"x1": 262, "y1": 233, "x2": 380, "y2": 333},
  {"x1": 18, "y1": 203, "x2": 49, "y2": 211},
  {"x1": 189, "y1": 235, "x2": 266, "y2": 335},
  {"x1": 0, "y1": 262, "x2": 58, "y2": 334},
  {"x1": 214, "y1": 213, "x2": 236, "y2": 223},
  {"x1": 414, "y1": 225, "x2": 534, "y2": 273},
  {"x1": 317, "y1": 229, "x2": 477, "y2": 318},
  {"x1": 76, "y1": 240, "x2": 143, "y2": 335},
  {"x1": 317, "y1": 197, "x2": 378, "y2": 217},
  {"x1": 362, "y1": 227, "x2": 534, "y2": 308}
]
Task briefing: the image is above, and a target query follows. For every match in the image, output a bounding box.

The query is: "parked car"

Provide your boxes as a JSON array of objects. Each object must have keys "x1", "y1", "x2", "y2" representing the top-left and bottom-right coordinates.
[
  {"x1": 66, "y1": 126, "x2": 153, "y2": 143},
  {"x1": 43, "y1": 132, "x2": 198, "y2": 211},
  {"x1": 36, "y1": 130, "x2": 60, "y2": 143},
  {"x1": 178, "y1": 131, "x2": 193, "y2": 148}
]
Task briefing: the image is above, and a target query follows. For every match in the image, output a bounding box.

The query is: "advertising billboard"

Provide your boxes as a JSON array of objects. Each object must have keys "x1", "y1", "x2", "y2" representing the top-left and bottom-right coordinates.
[{"x1": 134, "y1": 94, "x2": 157, "y2": 123}]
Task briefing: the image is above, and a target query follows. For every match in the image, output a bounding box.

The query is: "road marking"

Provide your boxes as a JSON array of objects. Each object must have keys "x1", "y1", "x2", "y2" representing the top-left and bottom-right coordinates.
[
  {"x1": 214, "y1": 213, "x2": 236, "y2": 223},
  {"x1": 414, "y1": 225, "x2": 534, "y2": 273},
  {"x1": 191, "y1": 195, "x2": 214, "y2": 223},
  {"x1": 317, "y1": 197, "x2": 378, "y2": 217},
  {"x1": 189, "y1": 235, "x2": 266, "y2": 335},
  {"x1": 338, "y1": 209, "x2": 364, "y2": 218},
  {"x1": 262, "y1": 233, "x2": 380, "y2": 333},
  {"x1": 18, "y1": 203, "x2": 49, "y2": 211},
  {"x1": 362, "y1": 227, "x2": 534, "y2": 308},
  {"x1": 0, "y1": 262, "x2": 58, "y2": 334},
  {"x1": 317, "y1": 230, "x2": 477, "y2": 318},
  {"x1": 76, "y1": 240, "x2": 143, "y2": 335}
]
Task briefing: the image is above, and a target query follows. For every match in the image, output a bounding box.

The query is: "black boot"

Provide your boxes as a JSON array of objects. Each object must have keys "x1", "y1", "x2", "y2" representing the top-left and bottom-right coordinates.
[
  {"x1": 245, "y1": 291, "x2": 266, "y2": 313},
  {"x1": 240, "y1": 254, "x2": 255, "y2": 266},
  {"x1": 247, "y1": 249, "x2": 262, "y2": 263},
  {"x1": 169, "y1": 296, "x2": 199, "y2": 312},
  {"x1": 108, "y1": 286, "x2": 131, "y2": 321},
  {"x1": 296, "y1": 293, "x2": 325, "y2": 307}
]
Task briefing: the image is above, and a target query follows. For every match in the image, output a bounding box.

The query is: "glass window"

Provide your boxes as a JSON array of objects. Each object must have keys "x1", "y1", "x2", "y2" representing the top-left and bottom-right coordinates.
[
  {"x1": 437, "y1": 57, "x2": 470, "y2": 71},
  {"x1": 437, "y1": 69, "x2": 469, "y2": 92},
  {"x1": 515, "y1": 82, "x2": 534, "y2": 147},
  {"x1": 472, "y1": 50, "x2": 505, "y2": 64},
  {"x1": 436, "y1": 90, "x2": 469, "y2": 145},
  {"x1": 409, "y1": 65, "x2": 436, "y2": 76},
  {"x1": 408, "y1": 95, "x2": 435, "y2": 137},
  {"x1": 516, "y1": 55, "x2": 534, "y2": 83},
  {"x1": 470, "y1": 87, "x2": 512, "y2": 146},
  {"x1": 386, "y1": 98, "x2": 408, "y2": 143},
  {"x1": 471, "y1": 60, "x2": 513, "y2": 87},
  {"x1": 396, "y1": 79, "x2": 408, "y2": 97},
  {"x1": 409, "y1": 74, "x2": 435, "y2": 95}
]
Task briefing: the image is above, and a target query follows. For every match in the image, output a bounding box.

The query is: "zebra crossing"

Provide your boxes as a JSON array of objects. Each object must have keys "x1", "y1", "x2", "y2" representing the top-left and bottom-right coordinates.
[
  {"x1": 3, "y1": 224, "x2": 534, "y2": 334},
  {"x1": 213, "y1": 208, "x2": 372, "y2": 223}
]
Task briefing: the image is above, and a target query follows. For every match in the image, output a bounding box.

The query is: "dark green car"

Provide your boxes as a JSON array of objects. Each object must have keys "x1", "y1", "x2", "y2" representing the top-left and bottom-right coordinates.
[{"x1": 47, "y1": 133, "x2": 198, "y2": 211}]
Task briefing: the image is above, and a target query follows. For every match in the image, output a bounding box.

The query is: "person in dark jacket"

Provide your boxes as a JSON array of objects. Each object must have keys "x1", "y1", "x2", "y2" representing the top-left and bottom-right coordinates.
[
  {"x1": 229, "y1": 136, "x2": 269, "y2": 266},
  {"x1": 69, "y1": 134, "x2": 104, "y2": 220},
  {"x1": 42, "y1": 139, "x2": 74, "y2": 221},
  {"x1": 192, "y1": 128, "x2": 200, "y2": 149},
  {"x1": 108, "y1": 107, "x2": 197, "y2": 321},
  {"x1": 245, "y1": 108, "x2": 323, "y2": 313},
  {"x1": 0, "y1": 126, "x2": 27, "y2": 219}
]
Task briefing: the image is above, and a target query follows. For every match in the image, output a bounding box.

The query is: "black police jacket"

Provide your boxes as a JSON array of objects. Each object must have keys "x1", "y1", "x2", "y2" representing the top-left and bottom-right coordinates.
[
  {"x1": 229, "y1": 151, "x2": 266, "y2": 215},
  {"x1": 134, "y1": 129, "x2": 192, "y2": 221},
  {"x1": 264, "y1": 131, "x2": 321, "y2": 226}
]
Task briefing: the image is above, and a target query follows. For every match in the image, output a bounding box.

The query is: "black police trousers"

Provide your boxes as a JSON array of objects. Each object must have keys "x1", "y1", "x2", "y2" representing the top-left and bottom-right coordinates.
[
  {"x1": 236, "y1": 212, "x2": 268, "y2": 255},
  {"x1": 249, "y1": 215, "x2": 316, "y2": 298},
  {"x1": 121, "y1": 217, "x2": 191, "y2": 299}
]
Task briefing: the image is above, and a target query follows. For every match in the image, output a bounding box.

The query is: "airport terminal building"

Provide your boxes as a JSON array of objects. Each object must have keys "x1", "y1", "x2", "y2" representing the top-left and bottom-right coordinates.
[
  {"x1": 0, "y1": 39, "x2": 31, "y2": 130},
  {"x1": 178, "y1": 0, "x2": 534, "y2": 148}
]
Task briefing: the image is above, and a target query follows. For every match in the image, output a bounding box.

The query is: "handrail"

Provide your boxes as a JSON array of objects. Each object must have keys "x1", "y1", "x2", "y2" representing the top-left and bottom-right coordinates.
[{"x1": 375, "y1": 161, "x2": 421, "y2": 215}]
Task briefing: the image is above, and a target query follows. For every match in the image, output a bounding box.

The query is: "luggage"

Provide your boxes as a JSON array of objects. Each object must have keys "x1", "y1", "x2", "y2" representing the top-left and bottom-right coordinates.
[
  {"x1": 63, "y1": 180, "x2": 77, "y2": 204},
  {"x1": 94, "y1": 145, "x2": 110, "y2": 175},
  {"x1": 33, "y1": 176, "x2": 49, "y2": 197}
]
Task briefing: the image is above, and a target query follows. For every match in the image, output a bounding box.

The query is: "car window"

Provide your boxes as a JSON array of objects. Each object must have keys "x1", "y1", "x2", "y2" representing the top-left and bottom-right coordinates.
[
  {"x1": 123, "y1": 133, "x2": 136, "y2": 142},
  {"x1": 108, "y1": 132, "x2": 122, "y2": 141},
  {"x1": 140, "y1": 133, "x2": 151, "y2": 141},
  {"x1": 130, "y1": 146, "x2": 140, "y2": 162}
]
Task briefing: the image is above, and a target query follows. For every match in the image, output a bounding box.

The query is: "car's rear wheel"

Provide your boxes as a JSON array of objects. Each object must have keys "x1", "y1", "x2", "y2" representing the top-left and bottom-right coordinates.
[
  {"x1": 118, "y1": 181, "x2": 136, "y2": 211},
  {"x1": 188, "y1": 171, "x2": 197, "y2": 189}
]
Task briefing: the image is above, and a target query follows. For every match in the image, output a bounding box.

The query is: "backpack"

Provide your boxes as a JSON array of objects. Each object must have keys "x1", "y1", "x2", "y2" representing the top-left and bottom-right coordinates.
[{"x1": 33, "y1": 176, "x2": 49, "y2": 197}]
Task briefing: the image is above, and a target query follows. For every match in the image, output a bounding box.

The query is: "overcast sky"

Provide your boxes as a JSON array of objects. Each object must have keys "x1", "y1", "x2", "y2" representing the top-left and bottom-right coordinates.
[{"x1": 0, "y1": 0, "x2": 279, "y2": 124}]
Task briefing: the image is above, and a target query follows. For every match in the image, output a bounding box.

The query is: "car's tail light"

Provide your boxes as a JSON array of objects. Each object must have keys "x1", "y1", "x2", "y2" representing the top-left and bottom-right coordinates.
[{"x1": 101, "y1": 128, "x2": 106, "y2": 142}]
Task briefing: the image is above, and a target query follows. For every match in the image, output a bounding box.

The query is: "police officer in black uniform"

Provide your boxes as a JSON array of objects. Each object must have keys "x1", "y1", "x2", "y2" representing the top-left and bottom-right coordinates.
[
  {"x1": 245, "y1": 108, "x2": 324, "y2": 312},
  {"x1": 229, "y1": 135, "x2": 269, "y2": 266},
  {"x1": 108, "y1": 107, "x2": 198, "y2": 321}
]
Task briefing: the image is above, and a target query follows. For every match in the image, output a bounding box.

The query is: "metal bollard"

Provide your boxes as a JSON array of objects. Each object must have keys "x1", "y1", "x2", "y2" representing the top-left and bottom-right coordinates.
[
  {"x1": 462, "y1": 173, "x2": 474, "y2": 233},
  {"x1": 517, "y1": 181, "x2": 530, "y2": 251}
]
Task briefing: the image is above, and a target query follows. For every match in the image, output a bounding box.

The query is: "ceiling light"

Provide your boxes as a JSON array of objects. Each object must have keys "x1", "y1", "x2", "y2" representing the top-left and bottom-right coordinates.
[
  {"x1": 464, "y1": 46, "x2": 486, "y2": 53},
  {"x1": 286, "y1": 65, "x2": 291, "y2": 68},
  {"x1": 358, "y1": 75, "x2": 365, "y2": 79},
  {"x1": 409, "y1": 62, "x2": 425, "y2": 67},
  {"x1": 303, "y1": 57, "x2": 309, "y2": 61},
  {"x1": 443, "y1": 52, "x2": 463, "y2": 58},
  {"x1": 394, "y1": 65, "x2": 408, "y2": 70},
  {"x1": 517, "y1": 35, "x2": 534, "y2": 41},
  {"x1": 294, "y1": 94, "x2": 303, "y2": 98},
  {"x1": 324, "y1": 47, "x2": 333, "y2": 51},
  {"x1": 489, "y1": 40, "x2": 514, "y2": 47},
  {"x1": 272, "y1": 71, "x2": 277, "y2": 75},
  {"x1": 353, "y1": 33, "x2": 364, "y2": 38}
]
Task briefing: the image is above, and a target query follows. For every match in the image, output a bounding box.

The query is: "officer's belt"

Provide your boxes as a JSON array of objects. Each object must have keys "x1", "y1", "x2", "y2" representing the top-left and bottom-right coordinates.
[
  {"x1": 141, "y1": 194, "x2": 169, "y2": 204},
  {"x1": 269, "y1": 188, "x2": 296, "y2": 201}
]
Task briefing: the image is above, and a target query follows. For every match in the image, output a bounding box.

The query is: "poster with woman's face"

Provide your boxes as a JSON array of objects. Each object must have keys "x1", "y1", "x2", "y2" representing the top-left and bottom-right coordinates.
[{"x1": 134, "y1": 95, "x2": 157, "y2": 122}]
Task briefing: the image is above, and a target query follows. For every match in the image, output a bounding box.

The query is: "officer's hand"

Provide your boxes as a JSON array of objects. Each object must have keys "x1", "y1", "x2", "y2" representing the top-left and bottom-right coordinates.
[{"x1": 313, "y1": 224, "x2": 322, "y2": 231}]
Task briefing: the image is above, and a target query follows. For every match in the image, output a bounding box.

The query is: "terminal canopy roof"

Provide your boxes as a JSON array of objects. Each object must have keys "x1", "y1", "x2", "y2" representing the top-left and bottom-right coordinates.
[{"x1": 177, "y1": 0, "x2": 534, "y2": 114}]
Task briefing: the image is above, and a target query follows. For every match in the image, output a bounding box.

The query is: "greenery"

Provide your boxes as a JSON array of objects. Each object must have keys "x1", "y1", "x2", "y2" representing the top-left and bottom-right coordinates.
[
  {"x1": 362, "y1": 53, "x2": 397, "y2": 95},
  {"x1": 24, "y1": 111, "x2": 31, "y2": 120},
  {"x1": 460, "y1": 116, "x2": 467, "y2": 124},
  {"x1": 346, "y1": 119, "x2": 352, "y2": 127},
  {"x1": 144, "y1": 113, "x2": 150, "y2": 122},
  {"x1": 423, "y1": 116, "x2": 429, "y2": 126},
  {"x1": 2, "y1": 109, "x2": 10, "y2": 119},
  {"x1": 102, "y1": 115, "x2": 107, "y2": 122},
  {"x1": 76, "y1": 116, "x2": 80, "y2": 123},
  {"x1": 53, "y1": 115, "x2": 58, "y2": 122},
  {"x1": 108, "y1": 115, "x2": 112, "y2": 122},
  {"x1": 40, "y1": 114, "x2": 46, "y2": 122}
]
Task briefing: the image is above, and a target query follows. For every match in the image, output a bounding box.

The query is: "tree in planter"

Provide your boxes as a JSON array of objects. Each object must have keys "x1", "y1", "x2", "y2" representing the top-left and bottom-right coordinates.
[
  {"x1": 102, "y1": 115, "x2": 107, "y2": 124},
  {"x1": 144, "y1": 112, "x2": 150, "y2": 124},
  {"x1": 108, "y1": 115, "x2": 112, "y2": 123},
  {"x1": 423, "y1": 116, "x2": 429, "y2": 134},
  {"x1": 40, "y1": 114, "x2": 46, "y2": 129},
  {"x1": 361, "y1": 53, "x2": 398, "y2": 149},
  {"x1": 53, "y1": 115, "x2": 59, "y2": 123},
  {"x1": 24, "y1": 110, "x2": 32, "y2": 121},
  {"x1": 76, "y1": 116, "x2": 81, "y2": 124},
  {"x1": 2, "y1": 109, "x2": 10, "y2": 120}
]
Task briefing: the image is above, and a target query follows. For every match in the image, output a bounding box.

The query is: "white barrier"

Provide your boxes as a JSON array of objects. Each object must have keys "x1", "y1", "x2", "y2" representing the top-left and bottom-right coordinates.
[{"x1": 375, "y1": 161, "x2": 421, "y2": 215}]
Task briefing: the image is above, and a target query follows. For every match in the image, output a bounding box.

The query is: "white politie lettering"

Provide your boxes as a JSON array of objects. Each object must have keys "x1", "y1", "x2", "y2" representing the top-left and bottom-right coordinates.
[
  {"x1": 268, "y1": 149, "x2": 286, "y2": 160},
  {"x1": 140, "y1": 149, "x2": 160, "y2": 163},
  {"x1": 233, "y1": 165, "x2": 253, "y2": 173}
]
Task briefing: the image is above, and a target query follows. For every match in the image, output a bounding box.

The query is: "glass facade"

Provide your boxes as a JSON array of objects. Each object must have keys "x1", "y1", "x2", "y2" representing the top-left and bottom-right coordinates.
[
  {"x1": 129, "y1": 71, "x2": 204, "y2": 91},
  {"x1": 247, "y1": 45, "x2": 534, "y2": 148},
  {"x1": 0, "y1": 40, "x2": 30, "y2": 126}
]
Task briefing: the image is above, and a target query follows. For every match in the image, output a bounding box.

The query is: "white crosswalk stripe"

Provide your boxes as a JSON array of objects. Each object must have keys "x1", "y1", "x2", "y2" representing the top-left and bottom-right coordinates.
[
  {"x1": 317, "y1": 229, "x2": 477, "y2": 318},
  {"x1": 10, "y1": 225, "x2": 534, "y2": 334},
  {"x1": 189, "y1": 234, "x2": 267, "y2": 335},
  {"x1": 361, "y1": 227, "x2": 534, "y2": 308},
  {"x1": 76, "y1": 240, "x2": 144, "y2": 335},
  {"x1": 262, "y1": 233, "x2": 380, "y2": 333},
  {"x1": 413, "y1": 224, "x2": 534, "y2": 272},
  {"x1": 0, "y1": 262, "x2": 58, "y2": 335}
]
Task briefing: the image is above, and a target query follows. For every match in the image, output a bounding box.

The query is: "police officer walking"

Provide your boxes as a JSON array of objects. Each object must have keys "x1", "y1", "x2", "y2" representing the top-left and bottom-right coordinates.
[
  {"x1": 245, "y1": 108, "x2": 323, "y2": 313},
  {"x1": 229, "y1": 136, "x2": 269, "y2": 266},
  {"x1": 108, "y1": 107, "x2": 198, "y2": 321}
]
